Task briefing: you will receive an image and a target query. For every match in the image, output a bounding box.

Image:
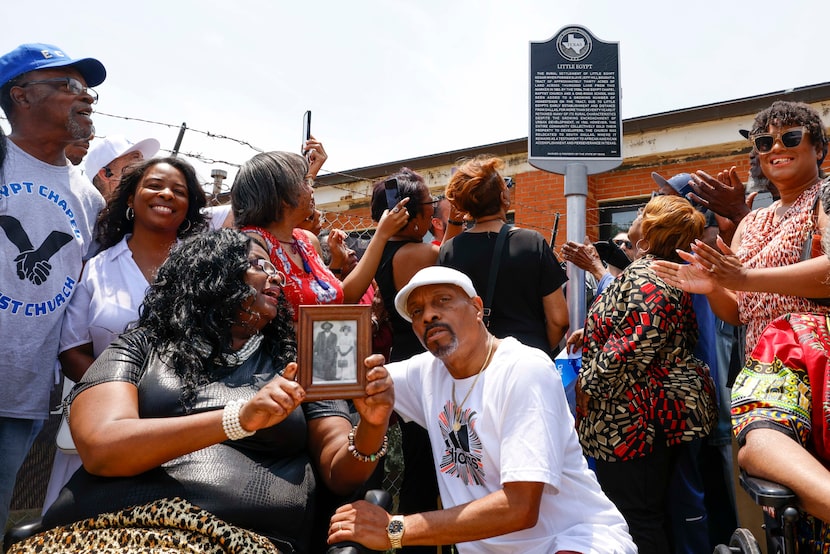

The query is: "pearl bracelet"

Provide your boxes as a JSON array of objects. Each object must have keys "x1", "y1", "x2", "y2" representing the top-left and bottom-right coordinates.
[
  {"x1": 222, "y1": 398, "x2": 255, "y2": 440},
  {"x1": 347, "y1": 425, "x2": 388, "y2": 463}
]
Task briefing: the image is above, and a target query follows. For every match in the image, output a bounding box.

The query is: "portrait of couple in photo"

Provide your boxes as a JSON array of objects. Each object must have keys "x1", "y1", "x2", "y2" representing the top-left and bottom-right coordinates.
[{"x1": 312, "y1": 320, "x2": 356, "y2": 382}]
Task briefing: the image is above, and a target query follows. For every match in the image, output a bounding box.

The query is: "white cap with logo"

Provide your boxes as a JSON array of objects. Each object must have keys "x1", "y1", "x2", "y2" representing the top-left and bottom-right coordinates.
[
  {"x1": 395, "y1": 266, "x2": 478, "y2": 322},
  {"x1": 84, "y1": 135, "x2": 160, "y2": 182}
]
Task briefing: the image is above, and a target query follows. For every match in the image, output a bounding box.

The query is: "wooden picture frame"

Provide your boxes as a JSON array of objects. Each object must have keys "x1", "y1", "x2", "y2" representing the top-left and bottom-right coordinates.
[{"x1": 297, "y1": 304, "x2": 371, "y2": 401}]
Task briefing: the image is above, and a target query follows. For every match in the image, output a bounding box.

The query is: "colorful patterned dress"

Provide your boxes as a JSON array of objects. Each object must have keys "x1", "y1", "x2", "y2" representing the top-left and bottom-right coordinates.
[
  {"x1": 241, "y1": 226, "x2": 343, "y2": 320},
  {"x1": 735, "y1": 180, "x2": 830, "y2": 356},
  {"x1": 732, "y1": 312, "x2": 830, "y2": 552},
  {"x1": 578, "y1": 256, "x2": 717, "y2": 461}
]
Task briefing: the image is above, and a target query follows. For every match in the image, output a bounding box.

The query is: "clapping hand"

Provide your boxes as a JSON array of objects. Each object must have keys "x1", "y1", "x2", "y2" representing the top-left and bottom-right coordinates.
[{"x1": 688, "y1": 168, "x2": 756, "y2": 243}]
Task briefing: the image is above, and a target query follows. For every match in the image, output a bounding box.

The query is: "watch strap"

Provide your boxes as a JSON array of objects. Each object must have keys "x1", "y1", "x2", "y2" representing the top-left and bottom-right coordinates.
[{"x1": 387, "y1": 514, "x2": 405, "y2": 549}]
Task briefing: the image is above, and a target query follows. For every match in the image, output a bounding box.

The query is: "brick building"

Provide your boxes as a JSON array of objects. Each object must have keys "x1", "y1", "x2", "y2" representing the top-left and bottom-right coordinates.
[{"x1": 314, "y1": 82, "x2": 830, "y2": 246}]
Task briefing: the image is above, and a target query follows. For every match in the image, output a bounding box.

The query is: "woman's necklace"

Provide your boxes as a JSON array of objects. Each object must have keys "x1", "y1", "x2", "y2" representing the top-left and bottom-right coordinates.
[
  {"x1": 450, "y1": 335, "x2": 494, "y2": 432},
  {"x1": 275, "y1": 237, "x2": 300, "y2": 254},
  {"x1": 216, "y1": 332, "x2": 263, "y2": 367}
]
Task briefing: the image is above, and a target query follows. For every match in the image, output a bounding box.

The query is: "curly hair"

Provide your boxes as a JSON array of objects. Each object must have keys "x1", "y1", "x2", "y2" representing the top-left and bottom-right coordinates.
[
  {"x1": 751, "y1": 101, "x2": 828, "y2": 173},
  {"x1": 370, "y1": 168, "x2": 429, "y2": 222},
  {"x1": 640, "y1": 195, "x2": 705, "y2": 262},
  {"x1": 95, "y1": 157, "x2": 208, "y2": 249},
  {"x1": 136, "y1": 229, "x2": 296, "y2": 410},
  {"x1": 231, "y1": 151, "x2": 309, "y2": 228},
  {"x1": 444, "y1": 155, "x2": 507, "y2": 219}
]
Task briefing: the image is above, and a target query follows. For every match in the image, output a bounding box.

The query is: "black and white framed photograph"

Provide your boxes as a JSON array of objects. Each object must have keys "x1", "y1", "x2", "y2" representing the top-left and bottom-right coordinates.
[{"x1": 298, "y1": 305, "x2": 371, "y2": 401}]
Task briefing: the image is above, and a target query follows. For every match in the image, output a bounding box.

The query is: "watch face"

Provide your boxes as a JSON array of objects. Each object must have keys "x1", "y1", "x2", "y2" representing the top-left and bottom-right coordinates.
[{"x1": 388, "y1": 520, "x2": 404, "y2": 534}]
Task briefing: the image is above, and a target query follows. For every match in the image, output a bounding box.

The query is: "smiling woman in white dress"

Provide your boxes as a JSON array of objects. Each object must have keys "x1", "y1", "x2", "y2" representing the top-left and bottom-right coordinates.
[{"x1": 42, "y1": 157, "x2": 207, "y2": 511}]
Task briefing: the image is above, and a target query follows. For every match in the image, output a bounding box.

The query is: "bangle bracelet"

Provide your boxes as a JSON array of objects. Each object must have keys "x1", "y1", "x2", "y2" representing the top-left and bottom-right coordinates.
[
  {"x1": 448, "y1": 219, "x2": 465, "y2": 226},
  {"x1": 347, "y1": 425, "x2": 388, "y2": 463},
  {"x1": 222, "y1": 399, "x2": 255, "y2": 441},
  {"x1": 329, "y1": 267, "x2": 342, "y2": 275}
]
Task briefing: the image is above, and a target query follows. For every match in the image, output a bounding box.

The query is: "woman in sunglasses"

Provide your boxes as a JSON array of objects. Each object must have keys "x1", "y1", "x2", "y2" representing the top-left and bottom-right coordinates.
[{"x1": 653, "y1": 100, "x2": 830, "y2": 360}]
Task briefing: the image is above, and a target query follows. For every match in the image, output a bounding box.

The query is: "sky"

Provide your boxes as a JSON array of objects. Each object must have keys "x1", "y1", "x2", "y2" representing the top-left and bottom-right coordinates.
[{"x1": 3, "y1": 0, "x2": 829, "y2": 190}]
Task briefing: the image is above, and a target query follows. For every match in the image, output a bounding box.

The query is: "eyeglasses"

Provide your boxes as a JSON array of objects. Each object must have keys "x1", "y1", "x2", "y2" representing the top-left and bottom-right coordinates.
[
  {"x1": 248, "y1": 258, "x2": 284, "y2": 284},
  {"x1": 750, "y1": 126, "x2": 807, "y2": 153},
  {"x1": 16, "y1": 77, "x2": 98, "y2": 104},
  {"x1": 613, "y1": 239, "x2": 633, "y2": 250}
]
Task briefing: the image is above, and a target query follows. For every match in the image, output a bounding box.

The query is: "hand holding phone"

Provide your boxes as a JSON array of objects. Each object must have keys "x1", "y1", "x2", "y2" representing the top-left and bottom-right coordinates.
[
  {"x1": 301, "y1": 110, "x2": 311, "y2": 156},
  {"x1": 384, "y1": 178, "x2": 400, "y2": 211}
]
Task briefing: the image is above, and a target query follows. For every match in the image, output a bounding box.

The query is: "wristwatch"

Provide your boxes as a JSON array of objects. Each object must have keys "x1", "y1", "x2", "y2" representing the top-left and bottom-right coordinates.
[{"x1": 387, "y1": 515, "x2": 405, "y2": 549}]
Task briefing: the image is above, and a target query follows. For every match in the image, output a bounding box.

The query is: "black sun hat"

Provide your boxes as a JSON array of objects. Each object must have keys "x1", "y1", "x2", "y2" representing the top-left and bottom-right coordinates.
[{"x1": 593, "y1": 240, "x2": 631, "y2": 270}]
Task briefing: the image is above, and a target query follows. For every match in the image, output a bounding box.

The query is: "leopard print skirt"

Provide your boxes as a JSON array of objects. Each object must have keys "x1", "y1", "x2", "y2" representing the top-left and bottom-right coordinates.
[{"x1": 8, "y1": 497, "x2": 282, "y2": 553}]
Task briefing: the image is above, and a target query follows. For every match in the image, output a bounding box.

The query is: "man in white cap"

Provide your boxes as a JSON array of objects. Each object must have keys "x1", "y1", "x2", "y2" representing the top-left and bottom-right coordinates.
[
  {"x1": 328, "y1": 266, "x2": 635, "y2": 553},
  {"x1": 0, "y1": 42, "x2": 106, "y2": 540},
  {"x1": 84, "y1": 134, "x2": 160, "y2": 199}
]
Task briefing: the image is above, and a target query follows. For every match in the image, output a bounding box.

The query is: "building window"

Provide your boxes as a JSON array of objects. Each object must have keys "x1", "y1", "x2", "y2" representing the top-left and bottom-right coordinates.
[{"x1": 598, "y1": 198, "x2": 647, "y2": 240}]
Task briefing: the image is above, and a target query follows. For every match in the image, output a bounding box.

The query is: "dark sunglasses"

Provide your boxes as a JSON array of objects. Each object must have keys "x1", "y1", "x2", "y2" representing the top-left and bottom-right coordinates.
[
  {"x1": 612, "y1": 239, "x2": 633, "y2": 250},
  {"x1": 750, "y1": 126, "x2": 807, "y2": 153}
]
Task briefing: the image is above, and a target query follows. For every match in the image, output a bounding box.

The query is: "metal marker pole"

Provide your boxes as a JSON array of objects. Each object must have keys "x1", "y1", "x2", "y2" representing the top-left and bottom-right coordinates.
[{"x1": 564, "y1": 163, "x2": 587, "y2": 335}]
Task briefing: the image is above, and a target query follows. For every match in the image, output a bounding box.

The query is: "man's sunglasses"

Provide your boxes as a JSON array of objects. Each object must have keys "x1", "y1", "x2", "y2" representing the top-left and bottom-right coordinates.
[
  {"x1": 750, "y1": 126, "x2": 807, "y2": 154},
  {"x1": 612, "y1": 239, "x2": 633, "y2": 250}
]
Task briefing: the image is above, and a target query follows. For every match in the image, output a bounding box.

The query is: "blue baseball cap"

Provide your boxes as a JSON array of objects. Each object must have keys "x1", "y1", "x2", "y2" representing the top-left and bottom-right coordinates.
[
  {"x1": 651, "y1": 172, "x2": 694, "y2": 197},
  {"x1": 0, "y1": 43, "x2": 106, "y2": 88}
]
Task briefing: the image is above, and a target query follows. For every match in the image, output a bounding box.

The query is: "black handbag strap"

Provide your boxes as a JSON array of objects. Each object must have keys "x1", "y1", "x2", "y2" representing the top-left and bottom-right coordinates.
[{"x1": 482, "y1": 224, "x2": 511, "y2": 327}]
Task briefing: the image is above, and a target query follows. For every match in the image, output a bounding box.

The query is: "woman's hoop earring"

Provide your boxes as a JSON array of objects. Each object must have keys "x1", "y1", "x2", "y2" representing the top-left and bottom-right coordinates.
[
  {"x1": 180, "y1": 219, "x2": 192, "y2": 233},
  {"x1": 635, "y1": 239, "x2": 649, "y2": 254},
  {"x1": 126, "y1": 206, "x2": 135, "y2": 221}
]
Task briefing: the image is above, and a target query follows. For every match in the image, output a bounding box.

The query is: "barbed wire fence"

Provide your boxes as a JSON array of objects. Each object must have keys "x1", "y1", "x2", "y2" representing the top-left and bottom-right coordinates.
[{"x1": 2, "y1": 111, "x2": 648, "y2": 247}]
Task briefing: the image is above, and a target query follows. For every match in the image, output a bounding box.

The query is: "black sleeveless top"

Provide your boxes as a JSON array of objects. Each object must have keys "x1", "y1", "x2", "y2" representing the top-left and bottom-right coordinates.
[
  {"x1": 375, "y1": 240, "x2": 425, "y2": 362},
  {"x1": 44, "y1": 328, "x2": 349, "y2": 554}
]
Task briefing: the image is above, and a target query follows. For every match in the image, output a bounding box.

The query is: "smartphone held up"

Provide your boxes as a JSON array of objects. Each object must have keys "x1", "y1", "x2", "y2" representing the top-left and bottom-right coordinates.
[
  {"x1": 301, "y1": 110, "x2": 311, "y2": 157},
  {"x1": 384, "y1": 178, "x2": 400, "y2": 211}
]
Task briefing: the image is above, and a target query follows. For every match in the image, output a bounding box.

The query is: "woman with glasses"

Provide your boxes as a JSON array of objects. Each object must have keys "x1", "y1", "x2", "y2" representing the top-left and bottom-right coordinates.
[
  {"x1": 231, "y1": 151, "x2": 409, "y2": 320},
  {"x1": 43, "y1": 157, "x2": 208, "y2": 511},
  {"x1": 438, "y1": 155, "x2": 569, "y2": 356},
  {"x1": 653, "y1": 100, "x2": 830, "y2": 360},
  {"x1": 22, "y1": 230, "x2": 394, "y2": 554}
]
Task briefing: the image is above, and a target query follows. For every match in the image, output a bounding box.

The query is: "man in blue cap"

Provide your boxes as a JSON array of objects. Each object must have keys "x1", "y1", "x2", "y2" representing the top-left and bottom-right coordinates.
[{"x1": 0, "y1": 43, "x2": 106, "y2": 540}]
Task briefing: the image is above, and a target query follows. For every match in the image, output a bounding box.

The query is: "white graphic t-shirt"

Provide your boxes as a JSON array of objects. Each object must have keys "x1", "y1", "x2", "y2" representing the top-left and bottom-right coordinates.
[
  {"x1": 389, "y1": 337, "x2": 635, "y2": 554},
  {"x1": 0, "y1": 138, "x2": 104, "y2": 419}
]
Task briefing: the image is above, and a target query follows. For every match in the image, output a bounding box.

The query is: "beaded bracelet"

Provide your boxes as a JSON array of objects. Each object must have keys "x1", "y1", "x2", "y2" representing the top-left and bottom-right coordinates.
[
  {"x1": 222, "y1": 398, "x2": 255, "y2": 440},
  {"x1": 347, "y1": 425, "x2": 389, "y2": 463}
]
